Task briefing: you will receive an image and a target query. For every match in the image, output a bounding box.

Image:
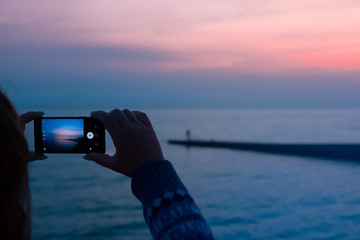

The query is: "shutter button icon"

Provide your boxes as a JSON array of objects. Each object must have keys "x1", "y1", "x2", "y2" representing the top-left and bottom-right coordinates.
[{"x1": 87, "y1": 132, "x2": 94, "y2": 139}]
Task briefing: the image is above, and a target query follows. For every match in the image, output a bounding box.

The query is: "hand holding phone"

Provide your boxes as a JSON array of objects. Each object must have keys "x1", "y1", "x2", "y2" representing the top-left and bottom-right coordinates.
[
  {"x1": 87, "y1": 109, "x2": 164, "y2": 177},
  {"x1": 34, "y1": 117, "x2": 105, "y2": 154}
]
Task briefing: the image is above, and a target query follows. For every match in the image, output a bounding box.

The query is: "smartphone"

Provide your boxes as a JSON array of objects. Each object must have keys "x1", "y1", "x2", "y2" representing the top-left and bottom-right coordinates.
[{"x1": 34, "y1": 117, "x2": 105, "y2": 154}]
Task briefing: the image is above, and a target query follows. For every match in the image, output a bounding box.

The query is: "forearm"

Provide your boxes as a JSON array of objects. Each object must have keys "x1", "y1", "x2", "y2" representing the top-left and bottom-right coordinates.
[{"x1": 131, "y1": 160, "x2": 214, "y2": 240}]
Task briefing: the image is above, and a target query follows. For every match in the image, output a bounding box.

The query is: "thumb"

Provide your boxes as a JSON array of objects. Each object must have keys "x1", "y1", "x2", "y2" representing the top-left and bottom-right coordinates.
[
  {"x1": 28, "y1": 151, "x2": 38, "y2": 162},
  {"x1": 84, "y1": 153, "x2": 120, "y2": 172},
  {"x1": 28, "y1": 151, "x2": 48, "y2": 162}
]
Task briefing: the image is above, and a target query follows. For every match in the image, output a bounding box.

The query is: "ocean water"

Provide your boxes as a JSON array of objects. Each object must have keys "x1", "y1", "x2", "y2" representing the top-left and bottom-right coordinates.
[{"x1": 23, "y1": 108, "x2": 360, "y2": 240}]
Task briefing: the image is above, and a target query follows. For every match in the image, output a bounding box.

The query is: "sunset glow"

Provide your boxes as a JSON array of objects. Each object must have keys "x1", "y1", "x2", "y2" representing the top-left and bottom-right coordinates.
[
  {"x1": 1, "y1": 0, "x2": 360, "y2": 73},
  {"x1": 1, "y1": 1, "x2": 360, "y2": 108}
]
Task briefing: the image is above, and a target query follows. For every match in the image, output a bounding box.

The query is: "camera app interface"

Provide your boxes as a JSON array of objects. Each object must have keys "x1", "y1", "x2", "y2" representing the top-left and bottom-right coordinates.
[{"x1": 41, "y1": 119, "x2": 87, "y2": 152}]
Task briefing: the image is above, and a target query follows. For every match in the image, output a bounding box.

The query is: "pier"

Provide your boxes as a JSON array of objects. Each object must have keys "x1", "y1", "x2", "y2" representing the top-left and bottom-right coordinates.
[{"x1": 168, "y1": 140, "x2": 360, "y2": 161}]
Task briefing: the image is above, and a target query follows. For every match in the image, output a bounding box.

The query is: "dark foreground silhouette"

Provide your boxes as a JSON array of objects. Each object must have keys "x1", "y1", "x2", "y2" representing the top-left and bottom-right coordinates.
[{"x1": 168, "y1": 140, "x2": 360, "y2": 161}]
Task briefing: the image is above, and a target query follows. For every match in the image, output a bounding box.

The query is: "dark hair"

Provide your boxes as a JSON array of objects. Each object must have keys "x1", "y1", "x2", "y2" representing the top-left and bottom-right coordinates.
[{"x1": 0, "y1": 90, "x2": 30, "y2": 239}]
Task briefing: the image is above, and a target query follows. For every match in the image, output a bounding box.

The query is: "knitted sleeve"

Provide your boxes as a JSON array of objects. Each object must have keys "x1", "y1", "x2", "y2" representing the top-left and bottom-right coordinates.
[{"x1": 131, "y1": 160, "x2": 214, "y2": 240}]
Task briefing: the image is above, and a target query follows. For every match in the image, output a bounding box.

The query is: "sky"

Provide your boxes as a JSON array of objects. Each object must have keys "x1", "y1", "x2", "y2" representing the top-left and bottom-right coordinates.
[{"x1": 1, "y1": 0, "x2": 360, "y2": 108}]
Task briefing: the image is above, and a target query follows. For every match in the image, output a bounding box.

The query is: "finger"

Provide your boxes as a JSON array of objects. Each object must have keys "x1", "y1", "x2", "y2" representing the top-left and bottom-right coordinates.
[
  {"x1": 91, "y1": 110, "x2": 121, "y2": 143},
  {"x1": 133, "y1": 111, "x2": 153, "y2": 128},
  {"x1": 28, "y1": 151, "x2": 48, "y2": 162},
  {"x1": 19, "y1": 111, "x2": 43, "y2": 125},
  {"x1": 122, "y1": 109, "x2": 138, "y2": 123},
  {"x1": 28, "y1": 151, "x2": 38, "y2": 162},
  {"x1": 109, "y1": 109, "x2": 129, "y2": 127},
  {"x1": 85, "y1": 153, "x2": 122, "y2": 173}
]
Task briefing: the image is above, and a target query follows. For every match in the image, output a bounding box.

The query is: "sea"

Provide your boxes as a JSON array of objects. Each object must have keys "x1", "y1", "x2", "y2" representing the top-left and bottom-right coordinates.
[{"x1": 22, "y1": 108, "x2": 360, "y2": 240}]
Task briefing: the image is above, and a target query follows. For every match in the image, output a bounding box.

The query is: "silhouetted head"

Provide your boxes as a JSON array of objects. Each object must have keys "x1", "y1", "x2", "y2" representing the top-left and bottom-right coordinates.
[{"x1": 0, "y1": 90, "x2": 30, "y2": 239}]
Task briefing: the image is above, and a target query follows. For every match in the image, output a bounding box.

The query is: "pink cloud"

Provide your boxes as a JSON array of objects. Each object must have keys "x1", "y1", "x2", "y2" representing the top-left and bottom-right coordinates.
[{"x1": 1, "y1": 0, "x2": 360, "y2": 73}]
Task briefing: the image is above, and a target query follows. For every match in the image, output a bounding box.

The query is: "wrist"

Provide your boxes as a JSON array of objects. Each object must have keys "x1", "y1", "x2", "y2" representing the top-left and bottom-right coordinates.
[{"x1": 131, "y1": 160, "x2": 186, "y2": 207}]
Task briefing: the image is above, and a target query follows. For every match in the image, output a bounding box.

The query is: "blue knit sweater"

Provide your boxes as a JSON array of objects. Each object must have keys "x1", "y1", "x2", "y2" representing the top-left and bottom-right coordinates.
[{"x1": 131, "y1": 160, "x2": 214, "y2": 240}]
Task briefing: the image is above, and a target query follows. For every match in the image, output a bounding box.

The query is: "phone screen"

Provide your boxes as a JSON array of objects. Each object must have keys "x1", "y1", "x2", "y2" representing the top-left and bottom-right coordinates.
[{"x1": 34, "y1": 117, "x2": 105, "y2": 153}]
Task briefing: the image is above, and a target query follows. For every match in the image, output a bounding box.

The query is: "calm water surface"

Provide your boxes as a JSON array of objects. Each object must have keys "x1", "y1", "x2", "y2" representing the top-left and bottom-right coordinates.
[{"x1": 23, "y1": 109, "x2": 360, "y2": 239}]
